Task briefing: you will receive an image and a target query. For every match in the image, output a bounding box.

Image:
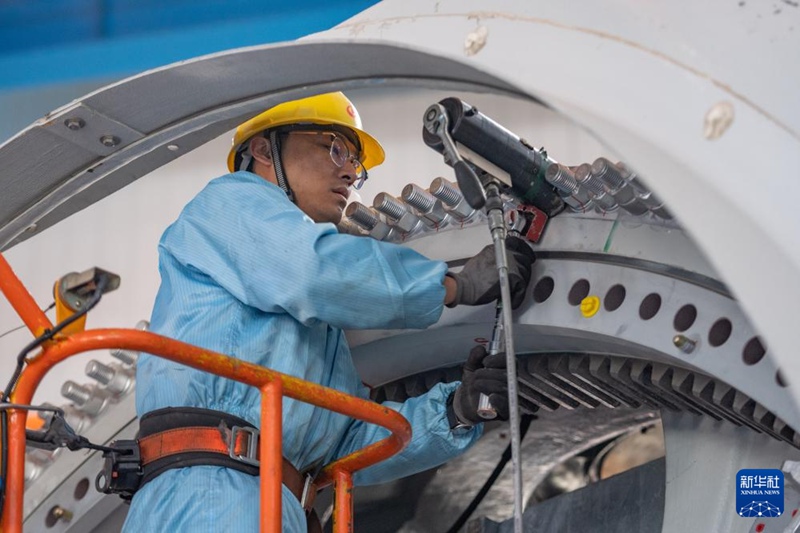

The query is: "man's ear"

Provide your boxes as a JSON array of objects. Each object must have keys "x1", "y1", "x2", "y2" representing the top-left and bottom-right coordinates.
[{"x1": 249, "y1": 136, "x2": 272, "y2": 167}]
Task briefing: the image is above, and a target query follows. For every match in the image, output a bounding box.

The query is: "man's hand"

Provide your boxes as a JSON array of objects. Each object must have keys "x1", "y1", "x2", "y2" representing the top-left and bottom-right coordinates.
[
  {"x1": 446, "y1": 236, "x2": 535, "y2": 309},
  {"x1": 452, "y1": 345, "x2": 510, "y2": 425}
]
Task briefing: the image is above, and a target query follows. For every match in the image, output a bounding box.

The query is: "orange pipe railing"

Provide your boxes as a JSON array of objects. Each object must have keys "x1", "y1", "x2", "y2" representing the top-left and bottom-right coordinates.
[
  {"x1": 260, "y1": 380, "x2": 283, "y2": 533},
  {"x1": 0, "y1": 254, "x2": 53, "y2": 337},
  {"x1": 332, "y1": 469, "x2": 354, "y2": 533},
  {"x1": 2, "y1": 328, "x2": 412, "y2": 532}
]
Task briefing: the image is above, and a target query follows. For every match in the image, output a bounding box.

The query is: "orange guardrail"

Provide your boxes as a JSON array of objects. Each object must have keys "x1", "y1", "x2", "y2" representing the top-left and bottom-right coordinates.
[{"x1": 0, "y1": 254, "x2": 412, "y2": 533}]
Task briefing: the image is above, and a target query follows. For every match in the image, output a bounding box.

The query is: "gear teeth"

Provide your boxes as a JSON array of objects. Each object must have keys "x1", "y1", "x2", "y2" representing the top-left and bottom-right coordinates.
[
  {"x1": 382, "y1": 382, "x2": 409, "y2": 402},
  {"x1": 751, "y1": 404, "x2": 789, "y2": 444},
  {"x1": 615, "y1": 359, "x2": 684, "y2": 411},
  {"x1": 516, "y1": 378, "x2": 562, "y2": 411},
  {"x1": 775, "y1": 419, "x2": 797, "y2": 446},
  {"x1": 406, "y1": 376, "x2": 429, "y2": 398},
  {"x1": 651, "y1": 366, "x2": 715, "y2": 418},
  {"x1": 722, "y1": 382, "x2": 774, "y2": 436},
  {"x1": 568, "y1": 356, "x2": 634, "y2": 407},
  {"x1": 683, "y1": 373, "x2": 748, "y2": 428},
  {"x1": 589, "y1": 357, "x2": 661, "y2": 409},
  {"x1": 375, "y1": 353, "x2": 799, "y2": 449},
  {"x1": 668, "y1": 369, "x2": 727, "y2": 422},
  {"x1": 549, "y1": 355, "x2": 621, "y2": 408},
  {"x1": 703, "y1": 378, "x2": 769, "y2": 433},
  {"x1": 585, "y1": 357, "x2": 648, "y2": 408},
  {"x1": 629, "y1": 361, "x2": 698, "y2": 414},
  {"x1": 524, "y1": 357, "x2": 599, "y2": 408}
]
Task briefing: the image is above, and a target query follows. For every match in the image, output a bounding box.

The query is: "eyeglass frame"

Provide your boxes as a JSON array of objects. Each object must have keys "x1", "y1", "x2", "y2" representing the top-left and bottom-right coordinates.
[{"x1": 283, "y1": 130, "x2": 369, "y2": 190}]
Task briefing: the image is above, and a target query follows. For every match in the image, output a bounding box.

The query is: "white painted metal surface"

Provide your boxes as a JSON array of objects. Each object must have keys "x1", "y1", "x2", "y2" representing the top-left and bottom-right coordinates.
[
  {"x1": 316, "y1": 0, "x2": 800, "y2": 411},
  {"x1": 3, "y1": 1, "x2": 800, "y2": 530}
]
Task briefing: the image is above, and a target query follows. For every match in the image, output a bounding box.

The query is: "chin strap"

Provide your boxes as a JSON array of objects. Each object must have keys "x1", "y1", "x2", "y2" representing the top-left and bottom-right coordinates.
[{"x1": 270, "y1": 130, "x2": 295, "y2": 203}]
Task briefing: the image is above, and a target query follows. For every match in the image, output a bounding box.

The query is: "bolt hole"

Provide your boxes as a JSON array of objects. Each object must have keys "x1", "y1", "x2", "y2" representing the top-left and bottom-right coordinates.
[
  {"x1": 74, "y1": 477, "x2": 90, "y2": 500},
  {"x1": 777, "y1": 370, "x2": 788, "y2": 388},
  {"x1": 568, "y1": 279, "x2": 590, "y2": 306},
  {"x1": 533, "y1": 276, "x2": 555, "y2": 303},
  {"x1": 742, "y1": 337, "x2": 766, "y2": 366},
  {"x1": 639, "y1": 293, "x2": 662, "y2": 320},
  {"x1": 673, "y1": 304, "x2": 697, "y2": 332},
  {"x1": 604, "y1": 284, "x2": 626, "y2": 312},
  {"x1": 708, "y1": 318, "x2": 732, "y2": 347}
]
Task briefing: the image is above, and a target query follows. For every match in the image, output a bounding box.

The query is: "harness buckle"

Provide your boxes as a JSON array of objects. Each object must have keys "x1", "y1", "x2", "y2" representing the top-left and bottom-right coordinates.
[
  {"x1": 229, "y1": 425, "x2": 260, "y2": 467},
  {"x1": 95, "y1": 439, "x2": 143, "y2": 501},
  {"x1": 300, "y1": 473, "x2": 315, "y2": 511}
]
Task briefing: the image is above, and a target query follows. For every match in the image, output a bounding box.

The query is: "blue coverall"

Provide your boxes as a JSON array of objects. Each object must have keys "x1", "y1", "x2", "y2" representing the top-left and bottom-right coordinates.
[{"x1": 122, "y1": 171, "x2": 483, "y2": 532}]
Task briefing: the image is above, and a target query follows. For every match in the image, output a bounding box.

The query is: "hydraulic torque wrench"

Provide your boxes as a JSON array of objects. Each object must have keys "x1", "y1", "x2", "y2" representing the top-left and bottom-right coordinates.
[{"x1": 425, "y1": 103, "x2": 529, "y2": 533}]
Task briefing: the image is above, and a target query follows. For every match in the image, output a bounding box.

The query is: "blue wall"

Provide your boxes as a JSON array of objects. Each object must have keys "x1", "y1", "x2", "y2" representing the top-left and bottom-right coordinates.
[{"x1": 0, "y1": 1, "x2": 376, "y2": 140}]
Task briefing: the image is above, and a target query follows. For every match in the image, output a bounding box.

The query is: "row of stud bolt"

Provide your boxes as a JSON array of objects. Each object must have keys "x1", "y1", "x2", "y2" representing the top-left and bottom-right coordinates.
[
  {"x1": 60, "y1": 319, "x2": 147, "y2": 415},
  {"x1": 545, "y1": 158, "x2": 672, "y2": 219},
  {"x1": 340, "y1": 177, "x2": 481, "y2": 240},
  {"x1": 25, "y1": 320, "x2": 148, "y2": 484}
]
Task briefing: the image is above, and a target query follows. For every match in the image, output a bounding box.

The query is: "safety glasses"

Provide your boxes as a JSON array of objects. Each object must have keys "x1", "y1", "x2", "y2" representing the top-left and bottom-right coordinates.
[{"x1": 288, "y1": 131, "x2": 368, "y2": 189}]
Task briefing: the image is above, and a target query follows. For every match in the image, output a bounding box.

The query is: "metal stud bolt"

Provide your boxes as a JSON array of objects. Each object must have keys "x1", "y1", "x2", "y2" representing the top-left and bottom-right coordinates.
[
  {"x1": 99, "y1": 135, "x2": 120, "y2": 148},
  {"x1": 64, "y1": 117, "x2": 85, "y2": 131},
  {"x1": 673, "y1": 334, "x2": 697, "y2": 354},
  {"x1": 45, "y1": 505, "x2": 73, "y2": 527}
]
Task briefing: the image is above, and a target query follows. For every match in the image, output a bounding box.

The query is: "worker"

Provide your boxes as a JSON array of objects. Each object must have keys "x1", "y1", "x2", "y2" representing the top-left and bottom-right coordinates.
[{"x1": 121, "y1": 92, "x2": 535, "y2": 532}]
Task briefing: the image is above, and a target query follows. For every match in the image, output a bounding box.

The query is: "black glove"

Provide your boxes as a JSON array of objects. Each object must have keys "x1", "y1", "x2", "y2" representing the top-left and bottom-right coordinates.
[
  {"x1": 447, "y1": 236, "x2": 535, "y2": 309},
  {"x1": 451, "y1": 345, "x2": 510, "y2": 425}
]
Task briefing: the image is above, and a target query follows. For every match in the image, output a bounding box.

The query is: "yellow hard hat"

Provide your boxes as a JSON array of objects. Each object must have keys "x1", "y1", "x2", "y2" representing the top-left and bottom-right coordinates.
[{"x1": 227, "y1": 92, "x2": 385, "y2": 173}]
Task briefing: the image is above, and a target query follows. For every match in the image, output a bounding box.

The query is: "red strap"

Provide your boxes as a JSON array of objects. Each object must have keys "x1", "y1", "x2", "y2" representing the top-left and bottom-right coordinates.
[
  {"x1": 137, "y1": 426, "x2": 317, "y2": 511},
  {"x1": 139, "y1": 426, "x2": 252, "y2": 463}
]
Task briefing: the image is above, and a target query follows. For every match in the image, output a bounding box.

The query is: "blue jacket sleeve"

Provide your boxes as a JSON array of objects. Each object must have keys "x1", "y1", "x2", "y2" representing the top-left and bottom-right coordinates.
[
  {"x1": 160, "y1": 172, "x2": 447, "y2": 330},
  {"x1": 331, "y1": 381, "x2": 483, "y2": 486}
]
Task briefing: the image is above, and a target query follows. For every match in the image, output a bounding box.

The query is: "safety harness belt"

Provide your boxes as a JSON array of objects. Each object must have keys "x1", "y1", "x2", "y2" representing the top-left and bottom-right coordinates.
[{"x1": 136, "y1": 407, "x2": 321, "y2": 532}]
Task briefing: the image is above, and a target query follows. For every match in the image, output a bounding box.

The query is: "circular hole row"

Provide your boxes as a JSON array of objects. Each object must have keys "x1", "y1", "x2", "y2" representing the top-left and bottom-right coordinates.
[
  {"x1": 533, "y1": 276, "x2": 776, "y2": 372},
  {"x1": 743, "y1": 337, "x2": 766, "y2": 366},
  {"x1": 673, "y1": 306, "x2": 736, "y2": 348},
  {"x1": 709, "y1": 318, "x2": 732, "y2": 347},
  {"x1": 673, "y1": 304, "x2": 697, "y2": 332},
  {"x1": 74, "y1": 477, "x2": 90, "y2": 500},
  {"x1": 639, "y1": 293, "x2": 662, "y2": 320},
  {"x1": 567, "y1": 279, "x2": 590, "y2": 306},
  {"x1": 742, "y1": 337, "x2": 783, "y2": 388},
  {"x1": 604, "y1": 285, "x2": 626, "y2": 312},
  {"x1": 533, "y1": 276, "x2": 555, "y2": 303}
]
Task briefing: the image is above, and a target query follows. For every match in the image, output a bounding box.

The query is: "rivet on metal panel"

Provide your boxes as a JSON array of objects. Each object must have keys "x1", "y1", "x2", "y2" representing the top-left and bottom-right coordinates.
[
  {"x1": 464, "y1": 25, "x2": 488, "y2": 56},
  {"x1": 99, "y1": 135, "x2": 121, "y2": 148},
  {"x1": 63, "y1": 118, "x2": 85, "y2": 131},
  {"x1": 167, "y1": 144, "x2": 180, "y2": 152},
  {"x1": 703, "y1": 101, "x2": 734, "y2": 140},
  {"x1": 24, "y1": 223, "x2": 37, "y2": 233},
  {"x1": 673, "y1": 334, "x2": 697, "y2": 354}
]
